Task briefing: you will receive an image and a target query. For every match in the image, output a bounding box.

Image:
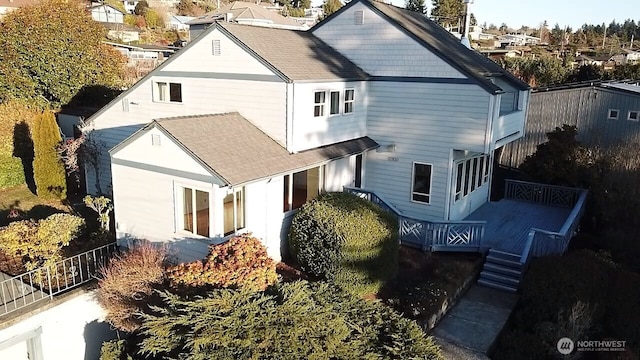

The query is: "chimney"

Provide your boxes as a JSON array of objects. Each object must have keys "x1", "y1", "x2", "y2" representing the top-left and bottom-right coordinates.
[
  {"x1": 461, "y1": 0, "x2": 474, "y2": 49},
  {"x1": 226, "y1": 12, "x2": 234, "y2": 22}
]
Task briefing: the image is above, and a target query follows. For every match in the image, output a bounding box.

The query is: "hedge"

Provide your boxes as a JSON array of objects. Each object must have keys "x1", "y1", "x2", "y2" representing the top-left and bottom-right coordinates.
[
  {"x1": 289, "y1": 192, "x2": 399, "y2": 297},
  {"x1": 32, "y1": 110, "x2": 66, "y2": 200}
]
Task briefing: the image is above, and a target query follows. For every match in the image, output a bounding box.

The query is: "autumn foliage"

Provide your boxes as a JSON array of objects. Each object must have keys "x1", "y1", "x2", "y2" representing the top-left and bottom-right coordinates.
[{"x1": 167, "y1": 234, "x2": 277, "y2": 291}]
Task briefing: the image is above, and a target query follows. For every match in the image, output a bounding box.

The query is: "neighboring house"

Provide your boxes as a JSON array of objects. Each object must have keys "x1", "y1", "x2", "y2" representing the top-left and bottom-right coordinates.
[
  {"x1": 500, "y1": 81, "x2": 640, "y2": 168},
  {"x1": 120, "y1": 0, "x2": 138, "y2": 14},
  {"x1": 107, "y1": 41, "x2": 177, "y2": 60},
  {"x1": 0, "y1": 0, "x2": 33, "y2": 17},
  {"x1": 187, "y1": 1, "x2": 307, "y2": 39},
  {"x1": 613, "y1": 48, "x2": 640, "y2": 65},
  {"x1": 497, "y1": 33, "x2": 541, "y2": 46},
  {"x1": 101, "y1": 22, "x2": 141, "y2": 42},
  {"x1": 575, "y1": 54, "x2": 615, "y2": 69},
  {"x1": 90, "y1": 4, "x2": 124, "y2": 23},
  {"x1": 167, "y1": 15, "x2": 195, "y2": 31},
  {"x1": 479, "y1": 48, "x2": 521, "y2": 61},
  {"x1": 446, "y1": 25, "x2": 495, "y2": 41},
  {"x1": 80, "y1": 0, "x2": 530, "y2": 263}
]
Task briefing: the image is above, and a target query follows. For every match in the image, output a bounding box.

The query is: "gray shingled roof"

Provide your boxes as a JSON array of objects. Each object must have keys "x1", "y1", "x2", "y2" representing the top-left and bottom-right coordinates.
[
  {"x1": 317, "y1": 0, "x2": 529, "y2": 93},
  {"x1": 188, "y1": 1, "x2": 302, "y2": 27},
  {"x1": 154, "y1": 113, "x2": 378, "y2": 185},
  {"x1": 218, "y1": 22, "x2": 369, "y2": 81}
]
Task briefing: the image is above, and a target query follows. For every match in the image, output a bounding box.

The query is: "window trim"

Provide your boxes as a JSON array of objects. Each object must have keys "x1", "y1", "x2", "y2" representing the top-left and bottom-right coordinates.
[
  {"x1": 329, "y1": 90, "x2": 341, "y2": 116},
  {"x1": 283, "y1": 166, "x2": 324, "y2": 213},
  {"x1": 175, "y1": 183, "x2": 211, "y2": 238},
  {"x1": 453, "y1": 154, "x2": 490, "y2": 204},
  {"x1": 313, "y1": 90, "x2": 327, "y2": 117},
  {"x1": 154, "y1": 81, "x2": 183, "y2": 103},
  {"x1": 628, "y1": 110, "x2": 639, "y2": 121},
  {"x1": 608, "y1": 109, "x2": 619, "y2": 120},
  {"x1": 344, "y1": 88, "x2": 355, "y2": 114},
  {"x1": 411, "y1": 162, "x2": 432, "y2": 205},
  {"x1": 223, "y1": 186, "x2": 245, "y2": 236}
]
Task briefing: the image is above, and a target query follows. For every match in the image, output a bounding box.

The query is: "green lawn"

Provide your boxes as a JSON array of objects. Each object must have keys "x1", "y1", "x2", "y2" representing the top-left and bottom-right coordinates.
[{"x1": 0, "y1": 184, "x2": 69, "y2": 226}]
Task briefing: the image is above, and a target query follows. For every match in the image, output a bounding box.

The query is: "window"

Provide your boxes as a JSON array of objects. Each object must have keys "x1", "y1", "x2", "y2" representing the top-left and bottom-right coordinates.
[
  {"x1": 151, "y1": 134, "x2": 161, "y2": 146},
  {"x1": 628, "y1": 110, "x2": 639, "y2": 121},
  {"x1": 182, "y1": 187, "x2": 209, "y2": 237},
  {"x1": 453, "y1": 154, "x2": 490, "y2": 203},
  {"x1": 155, "y1": 82, "x2": 182, "y2": 103},
  {"x1": 354, "y1": 10, "x2": 364, "y2": 25},
  {"x1": 330, "y1": 91, "x2": 340, "y2": 115},
  {"x1": 411, "y1": 163, "x2": 432, "y2": 204},
  {"x1": 212, "y1": 39, "x2": 221, "y2": 55},
  {"x1": 283, "y1": 167, "x2": 322, "y2": 211},
  {"x1": 344, "y1": 89, "x2": 354, "y2": 113},
  {"x1": 223, "y1": 187, "x2": 245, "y2": 236},
  {"x1": 313, "y1": 91, "x2": 326, "y2": 117},
  {"x1": 608, "y1": 109, "x2": 619, "y2": 120}
]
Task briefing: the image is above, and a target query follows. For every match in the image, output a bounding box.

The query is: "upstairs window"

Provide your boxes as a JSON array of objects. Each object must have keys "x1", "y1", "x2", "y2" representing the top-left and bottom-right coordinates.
[
  {"x1": 411, "y1": 162, "x2": 432, "y2": 204},
  {"x1": 608, "y1": 109, "x2": 619, "y2": 120},
  {"x1": 314, "y1": 91, "x2": 326, "y2": 117},
  {"x1": 155, "y1": 82, "x2": 182, "y2": 103},
  {"x1": 344, "y1": 89, "x2": 354, "y2": 113},
  {"x1": 330, "y1": 91, "x2": 340, "y2": 115},
  {"x1": 628, "y1": 110, "x2": 639, "y2": 121}
]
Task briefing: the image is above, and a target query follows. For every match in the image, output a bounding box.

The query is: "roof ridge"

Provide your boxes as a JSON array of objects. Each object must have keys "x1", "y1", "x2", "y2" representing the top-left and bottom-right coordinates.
[{"x1": 154, "y1": 112, "x2": 241, "y2": 122}]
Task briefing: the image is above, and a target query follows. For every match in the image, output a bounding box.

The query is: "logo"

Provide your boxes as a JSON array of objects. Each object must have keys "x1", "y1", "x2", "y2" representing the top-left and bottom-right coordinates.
[{"x1": 557, "y1": 337, "x2": 575, "y2": 355}]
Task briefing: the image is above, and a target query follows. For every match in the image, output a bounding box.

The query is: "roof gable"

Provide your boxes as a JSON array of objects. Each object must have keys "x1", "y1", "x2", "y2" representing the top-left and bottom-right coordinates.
[{"x1": 312, "y1": 0, "x2": 529, "y2": 93}]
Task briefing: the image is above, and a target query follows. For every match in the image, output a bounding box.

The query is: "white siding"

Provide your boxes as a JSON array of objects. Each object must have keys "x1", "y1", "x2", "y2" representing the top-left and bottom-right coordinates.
[
  {"x1": 312, "y1": 2, "x2": 464, "y2": 78},
  {"x1": 291, "y1": 81, "x2": 367, "y2": 152},
  {"x1": 85, "y1": 76, "x2": 286, "y2": 194},
  {"x1": 112, "y1": 163, "x2": 216, "y2": 262},
  {"x1": 324, "y1": 155, "x2": 357, "y2": 191},
  {"x1": 244, "y1": 179, "x2": 285, "y2": 261},
  {"x1": 365, "y1": 81, "x2": 490, "y2": 220},
  {"x1": 161, "y1": 28, "x2": 275, "y2": 75},
  {"x1": 113, "y1": 127, "x2": 213, "y2": 177},
  {"x1": 0, "y1": 291, "x2": 115, "y2": 360}
]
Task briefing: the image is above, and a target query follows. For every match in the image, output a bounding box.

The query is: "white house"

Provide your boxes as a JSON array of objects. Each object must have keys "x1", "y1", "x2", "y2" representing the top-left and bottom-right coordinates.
[
  {"x1": 167, "y1": 15, "x2": 195, "y2": 31},
  {"x1": 0, "y1": 0, "x2": 32, "y2": 17},
  {"x1": 90, "y1": 4, "x2": 124, "y2": 24},
  {"x1": 81, "y1": 0, "x2": 529, "y2": 262},
  {"x1": 120, "y1": 0, "x2": 138, "y2": 14}
]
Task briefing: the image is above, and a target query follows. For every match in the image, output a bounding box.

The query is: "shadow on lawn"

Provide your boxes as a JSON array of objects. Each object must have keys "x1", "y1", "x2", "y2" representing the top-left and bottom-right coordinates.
[{"x1": 0, "y1": 203, "x2": 64, "y2": 227}]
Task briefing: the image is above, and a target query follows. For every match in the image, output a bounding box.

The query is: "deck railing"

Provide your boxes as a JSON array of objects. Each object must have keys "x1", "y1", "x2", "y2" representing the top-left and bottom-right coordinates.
[
  {"x1": 344, "y1": 187, "x2": 485, "y2": 250},
  {"x1": 0, "y1": 242, "x2": 118, "y2": 316},
  {"x1": 520, "y1": 186, "x2": 589, "y2": 266},
  {"x1": 505, "y1": 179, "x2": 582, "y2": 208}
]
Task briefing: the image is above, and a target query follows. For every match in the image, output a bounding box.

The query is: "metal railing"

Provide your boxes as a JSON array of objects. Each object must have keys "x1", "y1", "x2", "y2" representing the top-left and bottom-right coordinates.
[
  {"x1": 344, "y1": 187, "x2": 485, "y2": 251},
  {"x1": 505, "y1": 179, "x2": 583, "y2": 208},
  {"x1": 0, "y1": 242, "x2": 118, "y2": 316},
  {"x1": 520, "y1": 187, "x2": 589, "y2": 267}
]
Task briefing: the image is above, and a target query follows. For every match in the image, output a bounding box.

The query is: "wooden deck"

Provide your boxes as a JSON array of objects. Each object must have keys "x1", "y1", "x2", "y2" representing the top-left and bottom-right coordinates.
[{"x1": 465, "y1": 199, "x2": 572, "y2": 254}]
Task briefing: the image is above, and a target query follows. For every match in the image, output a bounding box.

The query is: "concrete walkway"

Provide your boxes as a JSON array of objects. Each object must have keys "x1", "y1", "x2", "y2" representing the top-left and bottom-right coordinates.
[{"x1": 431, "y1": 285, "x2": 518, "y2": 359}]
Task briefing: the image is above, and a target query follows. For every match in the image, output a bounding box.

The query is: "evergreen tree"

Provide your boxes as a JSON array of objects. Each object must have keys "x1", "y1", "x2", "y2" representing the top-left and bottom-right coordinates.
[
  {"x1": 321, "y1": 0, "x2": 342, "y2": 19},
  {"x1": 430, "y1": 0, "x2": 464, "y2": 28},
  {"x1": 405, "y1": 0, "x2": 427, "y2": 15},
  {"x1": 32, "y1": 111, "x2": 66, "y2": 200}
]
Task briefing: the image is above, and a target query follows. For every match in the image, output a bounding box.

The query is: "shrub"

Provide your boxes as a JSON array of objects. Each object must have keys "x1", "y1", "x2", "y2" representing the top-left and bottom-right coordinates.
[
  {"x1": 0, "y1": 213, "x2": 84, "y2": 270},
  {"x1": 138, "y1": 281, "x2": 442, "y2": 360},
  {"x1": 100, "y1": 339, "x2": 133, "y2": 360},
  {"x1": 32, "y1": 110, "x2": 66, "y2": 200},
  {"x1": 167, "y1": 233, "x2": 277, "y2": 291},
  {"x1": 289, "y1": 192, "x2": 399, "y2": 296},
  {"x1": 97, "y1": 242, "x2": 167, "y2": 332}
]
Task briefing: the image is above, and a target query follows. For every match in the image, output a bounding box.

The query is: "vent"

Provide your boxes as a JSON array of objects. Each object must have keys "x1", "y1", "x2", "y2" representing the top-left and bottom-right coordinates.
[
  {"x1": 354, "y1": 10, "x2": 364, "y2": 25},
  {"x1": 212, "y1": 39, "x2": 221, "y2": 56},
  {"x1": 121, "y1": 98, "x2": 129, "y2": 112},
  {"x1": 151, "y1": 134, "x2": 161, "y2": 146}
]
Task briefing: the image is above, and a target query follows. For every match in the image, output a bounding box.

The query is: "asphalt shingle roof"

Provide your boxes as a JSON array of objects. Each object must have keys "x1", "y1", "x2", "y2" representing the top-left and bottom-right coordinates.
[
  {"x1": 187, "y1": 1, "x2": 302, "y2": 27},
  {"x1": 218, "y1": 22, "x2": 369, "y2": 81},
  {"x1": 155, "y1": 112, "x2": 378, "y2": 185}
]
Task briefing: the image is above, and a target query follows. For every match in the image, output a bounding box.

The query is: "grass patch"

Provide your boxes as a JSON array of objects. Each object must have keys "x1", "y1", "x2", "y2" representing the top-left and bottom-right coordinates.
[{"x1": 0, "y1": 184, "x2": 68, "y2": 226}]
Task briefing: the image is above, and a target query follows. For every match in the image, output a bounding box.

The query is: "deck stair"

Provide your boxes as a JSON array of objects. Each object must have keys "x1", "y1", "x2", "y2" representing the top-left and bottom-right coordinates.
[{"x1": 478, "y1": 249, "x2": 523, "y2": 293}]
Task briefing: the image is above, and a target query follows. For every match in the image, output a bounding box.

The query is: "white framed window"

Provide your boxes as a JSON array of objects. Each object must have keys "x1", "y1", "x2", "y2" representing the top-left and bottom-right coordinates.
[
  {"x1": 180, "y1": 187, "x2": 209, "y2": 237},
  {"x1": 608, "y1": 109, "x2": 619, "y2": 120},
  {"x1": 283, "y1": 166, "x2": 323, "y2": 212},
  {"x1": 329, "y1": 91, "x2": 340, "y2": 115},
  {"x1": 223, "y1": 187, "x2": 245, "y2": 236},
  {"x1": 454, "y1": 154, "x2": 490, "y2": 202},
  {"x1": 313, "y1": 91, "x2": 326, "y2": 117},
  {"x1": 344, "y1": 89, "x2": 354, "y2": 114},
  {"x1": 628, "y1": 110, "x2": 639, "y2": 121},
  {"x1": 151, "y1": 134, "x2": 161, "y2": 146},
  {"x1": 155, "y1": 81, "x2": 182, "y2": 103},
  {"x1": 411, "y1": 162, "x2": 432, "y2": 204}
]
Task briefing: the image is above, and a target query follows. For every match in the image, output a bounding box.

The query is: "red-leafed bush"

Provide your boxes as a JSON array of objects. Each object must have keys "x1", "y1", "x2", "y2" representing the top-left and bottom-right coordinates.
[{"x1": 167, "y1": 233, "x2": 277, "y2": 291}]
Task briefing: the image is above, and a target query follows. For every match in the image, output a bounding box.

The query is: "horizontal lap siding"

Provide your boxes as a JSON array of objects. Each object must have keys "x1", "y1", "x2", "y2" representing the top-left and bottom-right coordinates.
[
  {"x1": 85, "y1": 78, "x2": 286, "y2": 194},
  {"x1": 312, "y1": 2, "x2": 464, "y2": 78},
  {"x1": 365, "y1": 82, "x2": 490, "y2": 220},
  {"x1": 112, "y1": 163, "x2": 215, "y2": 262}
]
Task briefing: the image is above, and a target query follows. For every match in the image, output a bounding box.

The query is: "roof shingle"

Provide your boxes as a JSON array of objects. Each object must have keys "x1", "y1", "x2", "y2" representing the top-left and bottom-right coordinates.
[{"x1": 154, "y1": 112, "x2": 378, "y2": 185}]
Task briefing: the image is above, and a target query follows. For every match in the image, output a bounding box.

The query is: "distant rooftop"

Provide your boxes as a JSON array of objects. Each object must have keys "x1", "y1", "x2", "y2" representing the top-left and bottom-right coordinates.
[{"x1": 187, "y1": 1, "x2": 305, "y2": 29}]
